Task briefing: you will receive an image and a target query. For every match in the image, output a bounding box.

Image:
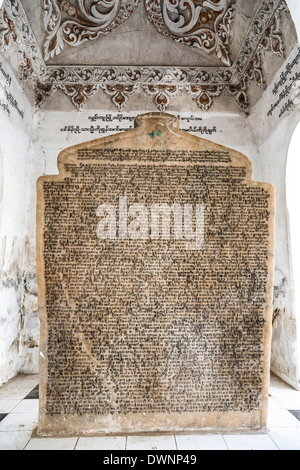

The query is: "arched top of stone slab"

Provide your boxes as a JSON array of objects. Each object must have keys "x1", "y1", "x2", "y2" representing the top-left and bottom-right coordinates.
[{"x1": 47, "y1": 112, "x2": 255, "y2": 183}]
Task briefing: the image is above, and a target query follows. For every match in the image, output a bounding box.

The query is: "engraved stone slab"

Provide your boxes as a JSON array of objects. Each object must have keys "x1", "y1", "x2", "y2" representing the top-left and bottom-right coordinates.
[{"x1": 36, "y1": 113, "x2": 275, "y2": 436}]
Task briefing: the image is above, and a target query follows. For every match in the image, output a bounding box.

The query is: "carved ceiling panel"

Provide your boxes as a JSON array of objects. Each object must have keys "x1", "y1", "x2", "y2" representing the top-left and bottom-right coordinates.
[
  {"x1": 41, "y1": 0, "x2": 238, "y2": 65},
  {"x1": 0, "y1": 0, "x2": 293, "y2": 114},
  {"x1": 43, "y1": 0, "x2": 140, "y2": 61},
  {"x1": 145, "y1": 0, "x2": 236, "y2": 66}
]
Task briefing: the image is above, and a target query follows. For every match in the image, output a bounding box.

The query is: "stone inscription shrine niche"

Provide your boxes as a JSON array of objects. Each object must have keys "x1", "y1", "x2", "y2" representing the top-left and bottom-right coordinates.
[{"x1": 36, "y1": 113, "x2": 275, "y2": 436}]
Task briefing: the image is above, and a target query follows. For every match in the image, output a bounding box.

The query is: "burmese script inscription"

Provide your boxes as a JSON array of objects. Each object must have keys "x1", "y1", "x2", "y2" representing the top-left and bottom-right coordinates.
[{"x1": 37, "y1": 113, "x2": 275, "y2": 436}]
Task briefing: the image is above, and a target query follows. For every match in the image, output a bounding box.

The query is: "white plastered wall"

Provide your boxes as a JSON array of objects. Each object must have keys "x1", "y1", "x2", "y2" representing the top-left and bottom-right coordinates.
[
  {"x1": 249, "y1": 40, "x2": 300, "y2": 389},
  {"x1": 286, "y1": 122, "x2": 300, "y2": 391},
  {"x1": 0, "y1": 56, "x2": 42, "y2": 385}
]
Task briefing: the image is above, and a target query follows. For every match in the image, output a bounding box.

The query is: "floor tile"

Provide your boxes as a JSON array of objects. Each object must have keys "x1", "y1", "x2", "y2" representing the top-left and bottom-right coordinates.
[
  {"x1": 25, "y1": 437, "x2": 77, "y2": 450},
  {"x1": 0, "y1": 375, "x2": 39, "y2": 400},
  {"x1": 0, "y1": 431, "x2": 32, "y2": 450},
  {"x1": 267, "y1": 397, "x2": 300, "y2": 427},
  {"x1": 176, "y1": 434, "x2": 227, "y2": 450},
  {"x1": 288, "y1": 410, "x2": 300, "y2": 421},
  {"x1": 126, "y1": 435, "x2": 177, "y2": 450},
  {"x1": 0, "y1": 399, "x2": 22, "y2": 413},
  {"x1": 0, "y1": 372, "x2": 299, "y2": 450},
  {"x1": 223, "y1": 433, "x2": 279, "y2": 450},
  {"x1": 268, "y1": 427, "x2": 300, "y2": 450},
  {"x1": 0, "y1": 412, "x2": 38, "y2": 432},
  {"x1": 76, "y1": 436, "x2": 126, "y2": 450},
  {"x1": 272, "y1": 396, "x2": 300, "y2": 410},
  {"x1": 25, "y1": 385, "x2": 39, "y2": 400},
  {"x1": 11, "y1": 399, "x2": 39, "y2": 413}
]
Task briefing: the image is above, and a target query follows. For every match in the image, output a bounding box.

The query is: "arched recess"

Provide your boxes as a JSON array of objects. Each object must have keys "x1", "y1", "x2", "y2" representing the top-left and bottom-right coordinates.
[{"x1": 286, "y1": 119, "x2": 300, "y2": 390}]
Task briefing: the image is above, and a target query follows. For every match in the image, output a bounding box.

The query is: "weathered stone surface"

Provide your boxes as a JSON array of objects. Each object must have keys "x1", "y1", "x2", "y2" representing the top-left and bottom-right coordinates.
[{"x1": 36, "y1": 112, "x2": 275, "y2": 436}]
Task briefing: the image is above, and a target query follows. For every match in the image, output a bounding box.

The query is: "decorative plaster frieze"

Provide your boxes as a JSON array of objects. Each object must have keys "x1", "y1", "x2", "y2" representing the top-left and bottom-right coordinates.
[
  {"x1": 35, "y1": 81, "x2": 55, "y2": 106},
  {"x1": 41, "y1": 65, "x2": 237, "y2": 86},
  {"x1": 0, "y1": 0, "x2": 46, "y2": 79},
  {"x1": 187, "y1": 85, "x2": 224, "y2": 112},
  {"x1": 20, "y1": 52, "x2": 34, "y2": 81},
  {"x1": 100, "y1": 83, "x2": 139, "y2": 110},
  {"x1": 245, "y1": 52, "x2": 265, "y2": 88},
  {"x1": 228, "y1": 0, "x2": 288, "y2": 111},
  {"x1": 57, "y1": 83, "x2": 99, "y2": 109},
  {"x1": 234, "y1": 0, "x2": 283, "y2": 79},
  {"x1": 0, "y1": 7, "x2": 17, "y2": 49},
  {"x1": 226, "y1": 76, "x2": 250, "y2": 114},
  {"x1": 143, "y1": 84, "x2": 183, "y2": 111},
  {"x1": 259, "y1": 0, "x2": 287, "y2": 57}
]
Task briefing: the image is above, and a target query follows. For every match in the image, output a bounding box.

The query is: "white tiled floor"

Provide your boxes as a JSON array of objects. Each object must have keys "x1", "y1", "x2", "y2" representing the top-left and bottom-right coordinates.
[{"x1": 0, "y1": 372, "x2": 300, "y2": 450}]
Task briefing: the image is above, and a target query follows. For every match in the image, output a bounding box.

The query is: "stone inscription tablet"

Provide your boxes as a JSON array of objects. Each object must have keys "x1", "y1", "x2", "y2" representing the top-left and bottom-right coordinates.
[{"x1": 36, "y1": 113, "x2": 275, "y2": 436}]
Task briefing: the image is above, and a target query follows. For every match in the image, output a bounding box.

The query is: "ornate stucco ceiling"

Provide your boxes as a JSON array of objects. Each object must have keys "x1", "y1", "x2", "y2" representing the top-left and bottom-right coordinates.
[{"x1": 0, "y1": 0, "x2": 297, "y2": 113}]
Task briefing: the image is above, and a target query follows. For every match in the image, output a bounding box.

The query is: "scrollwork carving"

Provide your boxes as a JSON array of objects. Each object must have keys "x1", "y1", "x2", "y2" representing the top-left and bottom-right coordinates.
[
  {"x1": 43, "y1": 0, "x2": 140, "y2": 61},
  {"x1": 245, "y1": 52, "x2": 264, "y2": 88},
  {"x1": 0, "y1": 8, "x2": 18, "y2": 50},
  {"x1": 259, "y1": 2, "x2": 286, "y2": 57},
  {"x1": 145, "y1": 0, "x2": 236, "y2": 66}
]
